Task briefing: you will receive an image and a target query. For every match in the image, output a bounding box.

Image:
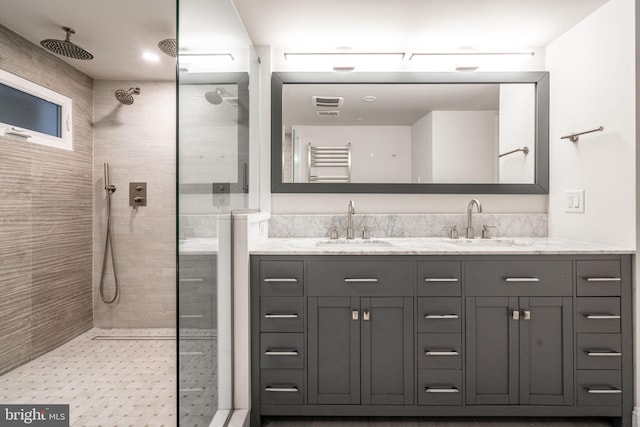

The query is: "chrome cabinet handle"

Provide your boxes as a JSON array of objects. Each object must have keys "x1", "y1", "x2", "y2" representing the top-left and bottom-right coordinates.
[
  {"x1": 263, "y1": 278, "x2": 298, "y2": 282},
  {"x1": 265, "y1": 386, "x2": 298, "y2": 393},
  {"x1": 352, "y1": 310, "x2": 359, "y2": 321},
  {"x1": 424, "y1": 278, "x2": 459, "y2": 282},
  {"x1": 179, "y1": 278, "x2": 205, "y2": 283},
  {"x1": 504, "y1": 277, "x2": 540, "y2": 282},
  {"x1": 425, "y1": 387, "x2": 460, "y2": 393},
  {"x1": 523, "y1": 310, "x2": 531, "y2": 320},
  {"x1": 584, "y1": 314, "x2": 621, "y2": 320},
  {"x1": 425, "y1": 350, "x2": 459, "y2": 356},
  {"x1": 264, "y1": 313, "x2": 298, "y2": 319},
  {"x1": 512, "y1": 310, "x2": 520, "y2": 320},
  {"x1": 344, "y1": 278, "x2": 379, "y2": 283},
  {"x1": 425, "y1": 314, "x2": 459, "y2": 319},
  {"x1": 585, "y1": 388, "x2": 622, "y2": 394},
  {"x1": 586, "y1": 351, "x2": 622, "y2": 357},
  {"x1": 585, "y1": 277, "x2": 621, "y2": 282},
  {"x1": 363, "y1": 310, "x2": 370, "y2": 321},
  {"x1": 265, "y1": 349, "x2": 298, "y2": 356}
]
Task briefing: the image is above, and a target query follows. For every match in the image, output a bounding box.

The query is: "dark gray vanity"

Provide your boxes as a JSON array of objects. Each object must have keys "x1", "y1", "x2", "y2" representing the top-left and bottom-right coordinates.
[{"x1": 250, "y1": 251, "x2": 632, "y2": 426}]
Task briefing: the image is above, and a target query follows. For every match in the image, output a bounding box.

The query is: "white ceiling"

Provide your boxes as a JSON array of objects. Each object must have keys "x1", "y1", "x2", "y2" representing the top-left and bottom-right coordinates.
[{"x1": 0, "y1": 0, "x2": 608, "y2": 81}]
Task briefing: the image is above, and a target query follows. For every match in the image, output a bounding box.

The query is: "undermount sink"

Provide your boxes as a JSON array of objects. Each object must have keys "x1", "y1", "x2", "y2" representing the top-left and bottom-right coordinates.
[
  {"x1": 444, "y1": 238, "x2": 531, "y2": 247},
  {"x1": 315, "y1": 239, "x2": 393, "y2": 247}
]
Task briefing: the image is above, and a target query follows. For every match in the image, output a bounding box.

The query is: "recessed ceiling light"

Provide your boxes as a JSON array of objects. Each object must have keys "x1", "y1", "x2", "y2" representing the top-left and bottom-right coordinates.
[
  {"x1": 362, "y1": 96, "x2": 377, "y2": 102},
  {"x1": 142, "y1": 51, "x2": 160, "y2": 63}
]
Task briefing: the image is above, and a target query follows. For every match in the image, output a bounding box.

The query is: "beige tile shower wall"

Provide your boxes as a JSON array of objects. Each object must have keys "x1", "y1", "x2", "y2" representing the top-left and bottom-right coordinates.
[
  {"x1": 93, "y1": 80, "x2": 176, "y2": 328},
  {"x1": 0, "y1": 25, "x2": 94, "y2": 375}
]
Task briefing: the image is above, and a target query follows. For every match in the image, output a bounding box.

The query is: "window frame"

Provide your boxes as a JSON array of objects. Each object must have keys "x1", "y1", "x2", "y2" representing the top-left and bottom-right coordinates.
[{"x1": 0, "y1": 68, "x2": 73, "y2": 151}]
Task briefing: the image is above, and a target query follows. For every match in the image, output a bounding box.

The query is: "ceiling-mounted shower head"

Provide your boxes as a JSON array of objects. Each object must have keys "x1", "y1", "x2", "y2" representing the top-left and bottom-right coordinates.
[
  {"x1": 158, "y1": 38, "x2": 177, "y2": 57},
  {"x1": 115, "y1": 87, "x2": 141, "y2": 105},
  {"x1": 204, "y1": 88, "x2": 225, "y2": 105},
  {"x1": 40, "y1": 27, "x2": 94, "y2": 60}
]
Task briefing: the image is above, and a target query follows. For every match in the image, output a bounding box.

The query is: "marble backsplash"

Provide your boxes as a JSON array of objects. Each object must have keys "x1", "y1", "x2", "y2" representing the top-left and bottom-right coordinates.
[
  {"x1": 180, "y1": 215, "x2": 219, "y2": 238},
  {"x1": 268, "y1": 214, "x2": 548, "y2": 239}
]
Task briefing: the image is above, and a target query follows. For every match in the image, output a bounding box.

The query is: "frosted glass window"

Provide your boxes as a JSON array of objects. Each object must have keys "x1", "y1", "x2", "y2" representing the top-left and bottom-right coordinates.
[
  {"x1": 0, "y1": 83, "x2": 62, "y2": 138},
  {"x1": 0, "y1": 68, "x2": 72, "y2": 150}
]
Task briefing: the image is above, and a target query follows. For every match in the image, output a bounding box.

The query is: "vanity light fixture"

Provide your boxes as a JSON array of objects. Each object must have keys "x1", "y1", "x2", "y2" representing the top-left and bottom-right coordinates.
[
  {"x1": 284, "y1": 51, "x2": 405, "y2": 71},
  {"x1": 410, "y1": 51, "x2": 535, "y2": 70},
  {"x1": 409, "y1": 51, "x2": 535, "y2": 60},
  {"x1": 177, "y1": 52, "x2": 235, "y2": 72}
]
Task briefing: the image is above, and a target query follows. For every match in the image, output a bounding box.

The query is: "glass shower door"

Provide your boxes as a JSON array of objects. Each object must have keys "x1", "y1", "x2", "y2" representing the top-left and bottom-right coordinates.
[{"x1": 177, "y1": 0, "x2": 255, "y2": 425}]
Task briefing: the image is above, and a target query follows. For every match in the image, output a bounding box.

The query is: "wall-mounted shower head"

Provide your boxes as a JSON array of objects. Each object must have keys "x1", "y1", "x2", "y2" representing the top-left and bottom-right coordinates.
[
  {"x1": 158, "y1": 38, "x2": 176, "y2": 57},
  {"x1": 40, "y1": 27, "x2": 94, "y2": 60},
  {"x1": 115, "y1": 87, "x2": 141, "y2": 105},
  {"x1": 204, "y1": 88, "x2": 225, "y2": 105}
]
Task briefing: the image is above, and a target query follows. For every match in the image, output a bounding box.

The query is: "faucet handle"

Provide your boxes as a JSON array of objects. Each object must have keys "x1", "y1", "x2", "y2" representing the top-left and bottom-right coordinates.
[
  {"x1": 481, "y1": 225, "x2": 496, "y2": 239},
  {"x1": 362, "y1": 225, "x2": 375, "y2": 240},
  {"x1": 325, "y1": 225, "x2": 339, "y2": 240},
  {"x1": 443, "y1": 225, "x2": 459, "y2": 239}
]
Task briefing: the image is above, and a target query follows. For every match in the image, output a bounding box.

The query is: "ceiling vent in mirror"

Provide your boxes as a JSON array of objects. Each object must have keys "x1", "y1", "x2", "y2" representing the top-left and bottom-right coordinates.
[
  {"x1": 312, "y1": 96, "x2": 343, "y2": 108},
  {"x1": 316, "y1": 110, "x2": 340, "y2": 118}
]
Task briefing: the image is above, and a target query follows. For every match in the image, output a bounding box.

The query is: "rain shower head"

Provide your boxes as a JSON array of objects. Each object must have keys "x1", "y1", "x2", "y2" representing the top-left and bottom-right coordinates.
[
  {"x1": 158, "y1": 38, "x2": 176, "y2": 57},
  {"x1": 115, "y1": 87, "x2": 141, "y2": 105},
  {"x1": 204, "y1": 88, "x2": 224, "y2": 105},
  {"x1": 40, "y1": 27, "x2": 94, "y2": 60}
]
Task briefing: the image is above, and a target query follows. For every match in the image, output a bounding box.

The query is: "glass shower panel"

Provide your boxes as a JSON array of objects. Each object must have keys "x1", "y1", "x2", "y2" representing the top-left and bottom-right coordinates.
[{"x1": 177, "y1": 0, "x2": 255, "y2": 425}]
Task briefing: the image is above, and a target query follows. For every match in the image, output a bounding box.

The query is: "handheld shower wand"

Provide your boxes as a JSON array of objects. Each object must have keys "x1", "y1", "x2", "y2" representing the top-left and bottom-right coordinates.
[{"x1": 100, "y1": 162, "x2": 119, "y2": 304}]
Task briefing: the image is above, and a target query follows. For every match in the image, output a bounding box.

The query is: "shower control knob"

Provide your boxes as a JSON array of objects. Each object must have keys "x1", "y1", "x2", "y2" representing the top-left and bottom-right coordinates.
[
  {"x1": 134, "y1": 197, "x2": 145, "y2": 203},
  {"x1": 135, "y1": 186, "x2": 144, "y2": 192}
]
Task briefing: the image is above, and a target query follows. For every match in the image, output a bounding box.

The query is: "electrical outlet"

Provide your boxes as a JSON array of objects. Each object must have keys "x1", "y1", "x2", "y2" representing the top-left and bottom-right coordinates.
[{"x1": 565, "y1": 190, "x2": 585, "y2": 213}]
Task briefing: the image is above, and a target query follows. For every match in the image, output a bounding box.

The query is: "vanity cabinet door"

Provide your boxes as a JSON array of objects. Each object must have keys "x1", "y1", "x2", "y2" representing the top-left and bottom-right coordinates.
[
  {"x1": 519, "y1": 297, "x2": 573, "y2": 406},
  {"x1": 466, "y1": 296, "x2": 573, "y2": 406},
  {"x1": 466, "y1": 296, "x2": 519, "y2": 405},
  {"x1": 308, "y1": 297, "x2": 361, "y2": 405},
  {"x1": 307, "y1": 296, "x2": 414, "y2": 406}
]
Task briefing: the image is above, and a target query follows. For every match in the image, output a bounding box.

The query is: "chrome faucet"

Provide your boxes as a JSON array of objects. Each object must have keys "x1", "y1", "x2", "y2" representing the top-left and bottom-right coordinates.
[
  {"x1": 346, "y1": 200, "x2": 356, "y2": 239},
  {"x1": 466, "y1": 199, "x2": 482, "y2": 239}
]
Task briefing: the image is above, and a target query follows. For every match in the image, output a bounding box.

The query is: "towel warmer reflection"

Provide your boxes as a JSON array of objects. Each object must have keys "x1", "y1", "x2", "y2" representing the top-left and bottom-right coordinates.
[{"x1": 308, "y1": 143, "x2": 351, "y2": 183}]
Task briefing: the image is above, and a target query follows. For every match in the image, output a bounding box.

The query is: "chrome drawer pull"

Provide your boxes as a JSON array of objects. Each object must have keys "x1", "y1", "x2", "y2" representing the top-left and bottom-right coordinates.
[
  {"x1": 425, "y1": 314, "x2": 459, "y2": 319},
  {"x1": 265, "y1": 386, "x2": 298, "y2": 393},
  {"x1": 179, "y1": 278, "x2": 205, "y2": 283},
  {"x1": 585, "y1": 277, "x2": 621, "y2": 282},
  {"x1": 586, "y1": 351, "x2": 622, "y2": 357},
  {"x1": 585, "y1": 314, "x2": 621, "y2": 320},
  {"x1": 344, "y1": 278, "x2": 379, "y2": 283},
  {"x1": 504, "y1": 277, "x2": 540, "y2": 282},
  {"x1": 424, "y1": 278, "x2": 459, "y2": 282},
  {"x1": 264, "y1": 278, "x2": 298, "y2": 283},
  {"x1": 425, "y1": 387, "x2": 460, "y2": 393},
  {"x1": 425, "y1": 350, "x2": 459, "y2": 356},
  {"x1": 585, "y1": 388, "x2": 622, "y2": 394},
  {"x1": 264, "y1": 313, "x2": 298, "y2": 319},
  {"x1": 265, "y1": 349, "x2": 298, "y2": 356}
]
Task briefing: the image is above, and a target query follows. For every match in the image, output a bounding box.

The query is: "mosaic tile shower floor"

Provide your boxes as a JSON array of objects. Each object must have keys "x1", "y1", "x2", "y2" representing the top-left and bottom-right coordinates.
[{"x1": 0, "y1": 328, "x2": 177, "y2": 426}]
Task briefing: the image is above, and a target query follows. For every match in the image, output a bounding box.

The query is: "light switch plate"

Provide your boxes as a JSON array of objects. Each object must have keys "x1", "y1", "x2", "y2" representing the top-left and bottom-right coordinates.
[{"x1": 565, "y1": 190, "x2": 585, "y2": 213}]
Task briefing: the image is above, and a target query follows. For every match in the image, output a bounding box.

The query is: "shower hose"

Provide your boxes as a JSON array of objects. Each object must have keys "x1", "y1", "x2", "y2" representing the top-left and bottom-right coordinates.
[{"x1": 99, "y1": 185, "x2": 119, "y2": 303}]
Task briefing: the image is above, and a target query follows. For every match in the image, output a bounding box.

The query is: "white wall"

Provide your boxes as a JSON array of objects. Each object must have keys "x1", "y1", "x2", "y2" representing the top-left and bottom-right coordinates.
[
  {"x1": 499, "y1": 84, "x2": 536, "y2": 183},
  {"x1": 292, "y1": 125, "x2": 412, "y2": 183},
  {"x1": 546, "y1": 0, "x2": 635, "y2": 248},
  {"x1": 431, "y1": 111, "x2": 498, "y2": 183},
  {"x1": 411, "y1": 112, "x2": 433, "y2": 183}
]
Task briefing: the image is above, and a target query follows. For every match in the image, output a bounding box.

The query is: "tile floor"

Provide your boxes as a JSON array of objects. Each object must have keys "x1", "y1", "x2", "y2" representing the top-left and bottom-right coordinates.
[{"x1": 0, "y1": 328, "x2": 177, "y2": 426}]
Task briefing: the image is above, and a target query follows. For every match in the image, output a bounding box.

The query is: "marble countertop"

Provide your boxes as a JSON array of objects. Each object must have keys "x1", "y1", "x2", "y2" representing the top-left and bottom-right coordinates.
[
  {"x1": 250, "y1": 237, "x2": 634, "y2": 255},
  {"x1": 179, "y1": 238, "x2": 218, "y2": 255}
]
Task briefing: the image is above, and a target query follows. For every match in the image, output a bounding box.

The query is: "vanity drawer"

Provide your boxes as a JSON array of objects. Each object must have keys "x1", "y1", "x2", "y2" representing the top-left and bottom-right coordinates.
[
  {"x1": 418, "y1": 298, "x2": 462, "y2": 333},
  {"x1": 577, "y1": 334, "x2": 622, "y2": 370},
  {"x1": 260, "y1": 260, "x2": 304, "y2": 296},
  {"x1": 261, "y1": 369, "x2": 304, "y2": 405},
  {"x1": 418, "y1": 369, "x2": 462, "y2": 406},
  {"x1": 260, "y1": 333, "x2": 304, "y2": 369},
  {"x1": 577, "y1": 370, "x2": 622, "y2": 407},
  {"x1": 260, "y1": 297, "x2": 304, "y2": 332},
  {"x1": 577, "y1": 260, "x2": 621, "y2": 296},
  {"x1": 465, "y1": 260, "x2": 572, "y2": 296},
  {"x1": 576, "y1": 298, "x2": 620, "y2": 333},
  {"x1": 307, "y1": 260, "x2": 414, "y2": 296},
  {"x1": 418, "y1": 333, "x2": 462, "y2": 370},
  {"x1": 418, "y1": 261, "x2": 461, "y2": 296}
]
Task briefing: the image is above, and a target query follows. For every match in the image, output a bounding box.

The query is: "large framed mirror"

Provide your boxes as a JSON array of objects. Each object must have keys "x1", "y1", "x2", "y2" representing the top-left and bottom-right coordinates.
[{"x1": 271, "y1": 71, "x2": 549, "y2": 194}]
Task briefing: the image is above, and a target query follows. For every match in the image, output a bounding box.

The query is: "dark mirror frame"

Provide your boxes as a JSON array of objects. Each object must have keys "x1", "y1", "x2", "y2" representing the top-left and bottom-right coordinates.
[{"x1": 271, "y1": 71, "x2": 549, "y2": 194}]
